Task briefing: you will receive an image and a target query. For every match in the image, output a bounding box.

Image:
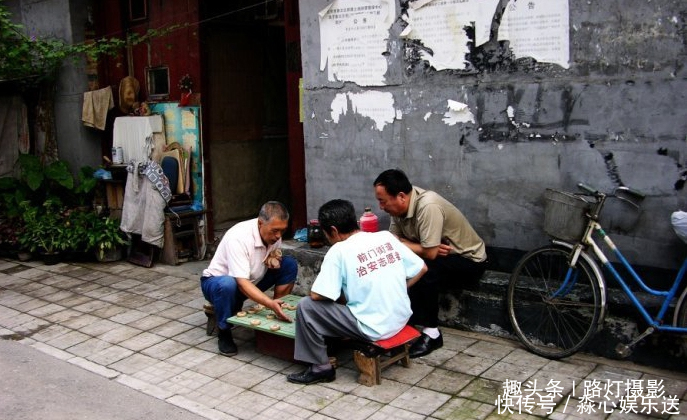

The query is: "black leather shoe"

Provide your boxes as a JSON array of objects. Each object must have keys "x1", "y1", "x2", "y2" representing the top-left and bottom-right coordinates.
[
  {"x1": 287, "y1": 366, "x2": 335, "y2": 385},
  {"x1": 409, "y1": 332, "x2": 443, "y2": 358},
  {"x1": 218, "y1": 328, "x2": 237, "y2": 356}
]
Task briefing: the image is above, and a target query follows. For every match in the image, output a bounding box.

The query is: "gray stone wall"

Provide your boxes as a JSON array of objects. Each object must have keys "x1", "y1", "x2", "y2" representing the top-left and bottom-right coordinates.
[
  {"x1": 298, "y1": 0, "x2": 687, "y2": 271},
  {"x1": 9, "y1": 0, "x2": 102, "y2": 172}
]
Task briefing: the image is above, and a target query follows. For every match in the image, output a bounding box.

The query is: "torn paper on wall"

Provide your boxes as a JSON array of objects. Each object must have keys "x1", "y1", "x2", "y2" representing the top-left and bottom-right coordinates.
[
  {"x1": 319, "y1": 0, "x2": 396, "y2": 86},
  {"x1": 401, "y1": 0, "x2": 500, "y2": 71},
  {"x1": 442, "y1": 100, "x2": 475, "y2": 125},
  {"x1": 330, "y1": 91, "x2": 396, "y2": 131},
  {"x1": 498, "y1": 0, "x2": 570, "y2": 69}
]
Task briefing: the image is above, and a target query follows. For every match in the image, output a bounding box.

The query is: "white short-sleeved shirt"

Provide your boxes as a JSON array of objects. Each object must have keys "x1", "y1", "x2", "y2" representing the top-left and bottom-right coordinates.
[
  {"x1": 312, "y1": 230, "x2": 424, "y2": 340},
  {"x1": 202, "y1": 218, "x2": 280, "y2": 282}
]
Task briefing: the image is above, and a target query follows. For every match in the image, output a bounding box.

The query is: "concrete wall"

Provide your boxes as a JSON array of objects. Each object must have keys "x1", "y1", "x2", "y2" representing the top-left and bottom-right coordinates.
[
  {"x1": 11, "y1": 0, "x2": 102, "y2": 172},
  {"x1": 298, "y1": 0, "x2": 687, "y2": 271}
]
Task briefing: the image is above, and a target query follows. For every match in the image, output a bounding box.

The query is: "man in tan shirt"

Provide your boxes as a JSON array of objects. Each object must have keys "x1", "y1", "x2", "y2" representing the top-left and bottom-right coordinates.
[{"x1": 374, "y1": 169, "x2": 487, "y2": 358}]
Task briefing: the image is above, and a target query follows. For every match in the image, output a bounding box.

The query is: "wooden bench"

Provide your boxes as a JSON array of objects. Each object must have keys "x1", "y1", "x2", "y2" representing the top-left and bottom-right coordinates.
[{"x1": 352, "y1": 325, "x2": 420, "y2": 387}]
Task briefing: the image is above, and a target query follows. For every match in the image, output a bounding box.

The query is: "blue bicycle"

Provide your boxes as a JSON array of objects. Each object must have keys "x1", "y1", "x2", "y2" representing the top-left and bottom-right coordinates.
[{"x1": 507, "y1": 183, "x2": 687, "y2": 359}]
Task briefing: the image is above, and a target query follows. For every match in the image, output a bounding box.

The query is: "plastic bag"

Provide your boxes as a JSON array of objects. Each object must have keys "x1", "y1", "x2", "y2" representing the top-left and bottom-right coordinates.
[
  {"x1": 294, "y1": 227, "x2": 308, "y2": 242},
  {"x1": 671, "y1": 211, "x2": 687, "y2": 244},
  {"x1": 93, "y1": 168, "x2": 112, "y2": 180}
]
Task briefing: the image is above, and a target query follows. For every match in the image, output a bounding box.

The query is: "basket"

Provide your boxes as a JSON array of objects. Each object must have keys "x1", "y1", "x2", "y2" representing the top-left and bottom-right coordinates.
[{"x1": 543, "y1": 189, "x2": 591, "y2": 242}]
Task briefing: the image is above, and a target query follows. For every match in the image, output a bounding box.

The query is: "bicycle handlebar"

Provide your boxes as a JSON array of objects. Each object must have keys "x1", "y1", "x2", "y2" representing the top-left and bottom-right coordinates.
[
  {"x1": 577, "y1": 183, "x2": 598, "y2": 195},
  {"x1": 577, "y1": 182, "x2": 645, "y2": 200}
]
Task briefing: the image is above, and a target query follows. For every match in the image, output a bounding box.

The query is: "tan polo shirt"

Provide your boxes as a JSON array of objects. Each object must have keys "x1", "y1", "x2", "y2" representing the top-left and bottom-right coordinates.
[{"x1": 389, "y1": 186, "x2": 487, "y2": 263}]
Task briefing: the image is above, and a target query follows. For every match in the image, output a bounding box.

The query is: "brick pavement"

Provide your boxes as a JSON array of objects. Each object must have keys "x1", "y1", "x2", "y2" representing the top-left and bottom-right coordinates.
[{"x1": 1, "y1": 258, "x2": 687, "y2": 419}]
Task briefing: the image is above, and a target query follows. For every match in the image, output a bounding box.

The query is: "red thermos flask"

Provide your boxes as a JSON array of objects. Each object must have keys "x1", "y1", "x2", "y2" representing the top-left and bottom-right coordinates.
[{"x1": 359, "y1": 207, "x2": 379, "y2": 232}]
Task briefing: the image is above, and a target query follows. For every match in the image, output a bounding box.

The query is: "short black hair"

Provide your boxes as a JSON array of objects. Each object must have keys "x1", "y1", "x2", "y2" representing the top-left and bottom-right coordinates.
[
  {"x1": 373, "y1": 168, "x2": 412, "y2": 196},
  {"x1": 318, "y1": 199, "x2": 359, "y2": 235},
  {"x1": 258, "y1": 201, "x2": 289, "y2": 222}
]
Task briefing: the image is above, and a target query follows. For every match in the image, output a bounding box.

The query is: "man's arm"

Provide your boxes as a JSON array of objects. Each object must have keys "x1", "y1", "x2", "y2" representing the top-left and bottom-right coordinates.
[
  {"x1": 407, "y1": 263, "x2": 428, "y2": 288},
  {"x1": 309, "y1": 290, "x2": 346, "y2": 304},
  {"x1": 236, "y1": 278, "x2": 291, "y2": 321},
  {"x1": 398, "y1": 237, "x2": 451, "y2": 260}
]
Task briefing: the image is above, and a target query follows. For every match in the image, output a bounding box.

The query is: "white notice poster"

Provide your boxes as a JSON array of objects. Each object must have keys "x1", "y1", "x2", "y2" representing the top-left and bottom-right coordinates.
[
  {"x1": 402, "y1": 0, "x2": 501, "y2": 71},
  {"x1": 319, "y1": 0, "x2": 396, "y2": 86},
  {"x1": 330, "y1": 91, "x2": 396, "y2": 131},
  {"x1": 498, "y1": 0, "x2": 570, "y2": 69}
]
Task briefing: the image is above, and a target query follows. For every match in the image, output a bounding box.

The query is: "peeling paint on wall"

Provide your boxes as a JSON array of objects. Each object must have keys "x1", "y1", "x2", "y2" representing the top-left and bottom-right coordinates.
[
  {"x1": 443, "y1": 100, "x2": 475, "y2": 125},
  {"x1": 319, "y1": 0, "x2": 396, "y2": 85},
  {"x1": 498, "y1": 0, "x2": 570, "y2": 69},
  {"x1": 401, "y1": 0, "x2": 500, "y2": 70},
  {"x1": 330, "y1": 91, "x2": 396, "y2": 131}
]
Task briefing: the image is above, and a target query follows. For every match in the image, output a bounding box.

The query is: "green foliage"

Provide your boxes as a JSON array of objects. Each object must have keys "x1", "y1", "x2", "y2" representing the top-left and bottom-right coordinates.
[
  {"x1": 0, "y1": 154, "x2": 100, "y2": 256},
  {"x1": 87, "y1": 216, "x2": 129, "y2": 260},
  {"x1": 0, "y1": 4, "x2": 184, "y2": 86},
  {"x1": 19, "y1": 199, "x2": 68, "y2": 253}
]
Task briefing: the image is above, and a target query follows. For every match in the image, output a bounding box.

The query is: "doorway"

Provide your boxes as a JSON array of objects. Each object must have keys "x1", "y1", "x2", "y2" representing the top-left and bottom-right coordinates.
[{"x1": 201, "y1": 3, "x2": 292, "y2": 229}]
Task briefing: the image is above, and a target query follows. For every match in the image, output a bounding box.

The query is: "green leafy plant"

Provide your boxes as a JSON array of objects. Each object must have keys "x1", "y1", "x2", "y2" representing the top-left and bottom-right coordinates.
[
  {"x1": 62, "y1": 208, "x2": 95, "y2": 253},
  {"x1": 87, "y1": 216, "x2": 129, "y2": 260},
  {"x1": 1, "y1": 4, "x2": 184, "y2": 86},
  {"x1": 19, "y1": 199, "x2": 68, "y2": 254}
]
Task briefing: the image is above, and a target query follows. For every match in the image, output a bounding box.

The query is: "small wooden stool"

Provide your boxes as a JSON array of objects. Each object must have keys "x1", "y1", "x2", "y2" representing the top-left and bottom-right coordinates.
[
  {"x1": 352, "y1": 325, "x2": 420, "y2": 386},
  {"x1": 203, "y1": 302, "x2": 217, "y2": 336}
]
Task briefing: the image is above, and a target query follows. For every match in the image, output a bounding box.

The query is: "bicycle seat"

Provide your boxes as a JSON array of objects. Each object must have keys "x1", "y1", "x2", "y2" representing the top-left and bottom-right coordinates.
[{"x1": 671, "y1": 211, "x2": 687, "y2": 244}]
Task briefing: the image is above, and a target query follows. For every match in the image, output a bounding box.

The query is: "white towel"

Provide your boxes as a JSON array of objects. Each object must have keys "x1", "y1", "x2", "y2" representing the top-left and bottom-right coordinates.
[{"x1": 113, "y1": 115, "x2": 165, "y2": 163}]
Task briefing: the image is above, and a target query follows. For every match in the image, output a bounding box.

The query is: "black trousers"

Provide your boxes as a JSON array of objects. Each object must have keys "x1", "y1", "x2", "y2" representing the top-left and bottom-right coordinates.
[{"x1": 408, "y1": 253, "x2": 487, "y2": 328}]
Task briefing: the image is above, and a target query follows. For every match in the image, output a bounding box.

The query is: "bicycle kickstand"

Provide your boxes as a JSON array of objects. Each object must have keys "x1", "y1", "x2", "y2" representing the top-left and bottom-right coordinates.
[{"x1": 615, "y1": 327, "x2": 655, "y2": 358}]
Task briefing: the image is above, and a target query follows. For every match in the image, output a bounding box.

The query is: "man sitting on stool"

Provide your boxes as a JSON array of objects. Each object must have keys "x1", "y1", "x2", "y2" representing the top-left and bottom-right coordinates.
[
  {"x1": 287, "y1": 199, "x2": 427, "y2": 385},
  {"x1": 200, "y1": 201, "x2": 296, "y2": 356}
]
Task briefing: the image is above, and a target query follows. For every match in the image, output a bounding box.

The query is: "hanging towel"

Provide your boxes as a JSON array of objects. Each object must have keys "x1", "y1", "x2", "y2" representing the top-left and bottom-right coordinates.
[
  {"x1": 113, "y1": 115, "x2": 165, "y2": 164},
  {"x1": 82, "y1": 86, "x2": 114, "y2": 131}
]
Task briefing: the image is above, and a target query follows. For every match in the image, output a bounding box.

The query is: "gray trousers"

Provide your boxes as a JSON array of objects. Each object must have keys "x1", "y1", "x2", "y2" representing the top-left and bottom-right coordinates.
[{"x1": 294, "y1": 297, "x2": 370, "y2": 365}]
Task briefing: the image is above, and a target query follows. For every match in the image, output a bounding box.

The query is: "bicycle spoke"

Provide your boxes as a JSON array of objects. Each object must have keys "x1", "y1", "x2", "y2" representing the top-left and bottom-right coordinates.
[{"x1": 508, "y1": 245, "x2": 602, "y2": 359}]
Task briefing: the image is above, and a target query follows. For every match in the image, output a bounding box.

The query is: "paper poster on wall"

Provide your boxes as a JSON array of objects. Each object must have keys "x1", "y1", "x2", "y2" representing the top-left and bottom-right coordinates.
[
  {"x1": 401, "y1": 0, "x2": 501, "y2": 71},
  {"x1": 330, "y1": 91, "x2": 396, "y2": 131},
  {"x1": 498, "y1": 0, "x2": 570, "y2": 69},
  {"x1": 319, "y1": 0, "x2": 396, "y2": 86}
]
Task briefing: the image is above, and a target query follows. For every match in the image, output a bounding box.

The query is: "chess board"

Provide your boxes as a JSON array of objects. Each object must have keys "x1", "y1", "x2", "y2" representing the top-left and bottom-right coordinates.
[{"x1": 227, "y1": 294, "x2": 301, "y2": 339}]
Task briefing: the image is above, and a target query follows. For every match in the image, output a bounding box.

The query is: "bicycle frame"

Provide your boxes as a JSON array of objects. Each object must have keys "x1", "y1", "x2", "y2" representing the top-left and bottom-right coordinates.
[{"x1": 579, "y1": 220, "x2": 687, "y2": 333}]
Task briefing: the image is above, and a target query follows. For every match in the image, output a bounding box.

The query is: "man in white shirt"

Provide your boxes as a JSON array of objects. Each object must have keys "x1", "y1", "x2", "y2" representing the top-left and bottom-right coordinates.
[
  {"x1": 201, "y1": 201, "x2": 297, "y2": 355},
  {"x1": 287, "y1": 199, "x2": 427, "y2": 385}
]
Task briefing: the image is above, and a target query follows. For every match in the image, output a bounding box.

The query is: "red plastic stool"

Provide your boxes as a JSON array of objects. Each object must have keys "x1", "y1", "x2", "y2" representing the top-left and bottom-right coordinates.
[{"x1": 352, "y1": 325, "x2": 421, "y2": 386}]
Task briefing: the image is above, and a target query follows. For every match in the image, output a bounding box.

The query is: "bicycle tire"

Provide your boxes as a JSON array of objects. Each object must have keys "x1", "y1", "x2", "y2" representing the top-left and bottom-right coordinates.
[
  {"x1": 674, "y1": 287, "x2": 687, "y2": 328},
  {"x1": 672, "y1": 287, "x2": 687, "y2": 357},
  {"x1": 507, "y1": 245, "x2": 603, "y2": 359}
]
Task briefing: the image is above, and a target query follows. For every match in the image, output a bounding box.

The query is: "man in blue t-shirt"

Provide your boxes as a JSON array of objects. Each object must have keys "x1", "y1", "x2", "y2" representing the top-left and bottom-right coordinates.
[{"x1": 287, "y1": 199, "x2": 427, "y2": 385}]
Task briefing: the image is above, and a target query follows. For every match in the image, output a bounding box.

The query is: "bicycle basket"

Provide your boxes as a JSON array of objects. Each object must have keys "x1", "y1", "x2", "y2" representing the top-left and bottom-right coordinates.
[{"x1": 543, "y1": 189, "x2": 591, "y2": 242}]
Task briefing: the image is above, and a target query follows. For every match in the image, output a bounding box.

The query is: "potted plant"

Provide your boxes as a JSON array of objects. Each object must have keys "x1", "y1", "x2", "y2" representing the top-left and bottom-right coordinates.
[
  {"x1": 87, "y1": 216, "x2": 129, "y2": 262},
  {"x1": 18, "y1": 199, "x2": 68, "y2": 264},
  {"x1": 62, "y1": 208, "x2": 95, "y2": 260}
]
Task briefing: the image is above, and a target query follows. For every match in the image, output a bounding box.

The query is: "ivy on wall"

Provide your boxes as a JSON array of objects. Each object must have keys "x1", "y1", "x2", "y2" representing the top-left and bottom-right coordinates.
[{"x1": 0, "y1": 4, "x2": 183, "y2": 87}]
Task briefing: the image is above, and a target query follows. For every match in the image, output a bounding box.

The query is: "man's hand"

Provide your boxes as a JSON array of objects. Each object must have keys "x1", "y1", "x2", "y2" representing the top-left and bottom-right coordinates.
[
  {"x1": 436, "y1": 243, "x2": 452, "y2": 257},
  {"x1": 267, "y1": 299, "x2": 292, "y2": 322},
  {"x1": 264, "y1": 249, "x2": 283, "y2": 269}
]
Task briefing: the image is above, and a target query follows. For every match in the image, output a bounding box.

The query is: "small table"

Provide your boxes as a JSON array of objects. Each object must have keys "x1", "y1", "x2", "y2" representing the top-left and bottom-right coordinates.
[{"x1": 227, "y1": 294, "x2": 301, "y2": 361}]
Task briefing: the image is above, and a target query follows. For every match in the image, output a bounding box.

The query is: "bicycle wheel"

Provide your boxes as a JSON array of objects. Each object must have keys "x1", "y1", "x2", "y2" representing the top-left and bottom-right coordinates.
[
  {"x1": 674, "y1": 287, "x2": 687, "y2": 328},
  {"x1": 508, "y1": 245, "x2": 603, "y2": 359}
]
